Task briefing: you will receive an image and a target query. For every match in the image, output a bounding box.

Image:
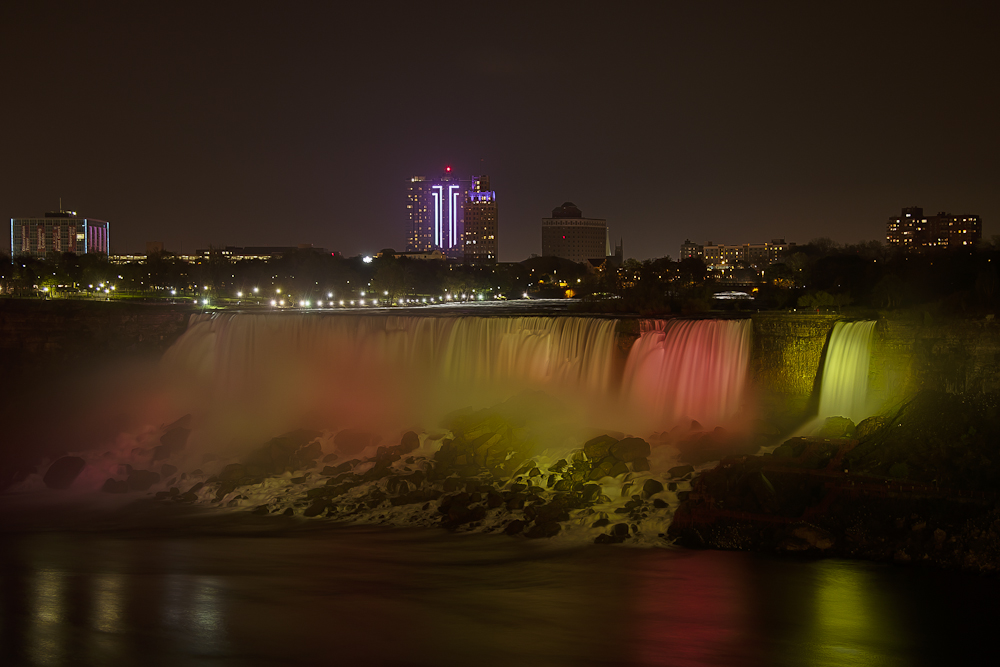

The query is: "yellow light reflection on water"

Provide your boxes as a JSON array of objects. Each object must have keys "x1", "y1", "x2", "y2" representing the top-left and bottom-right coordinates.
[{"x1": 806, "y1": 560, "x2": 907, "y2": 666}]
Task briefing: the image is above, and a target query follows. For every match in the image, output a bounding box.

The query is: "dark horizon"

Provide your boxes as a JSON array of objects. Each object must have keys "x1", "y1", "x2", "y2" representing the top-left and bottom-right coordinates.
[{"x1": 3, "y1": 1, "x2": 997, "y2": 260}]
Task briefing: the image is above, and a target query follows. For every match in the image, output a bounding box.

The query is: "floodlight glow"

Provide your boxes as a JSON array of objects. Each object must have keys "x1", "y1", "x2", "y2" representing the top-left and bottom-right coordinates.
[
  {"x1": 362, "y1": 256, "x2": 373, "y2": 263},
  {"x1": 339, "y1": 300, "x2": 345, "y2": 306},
  {"x1": 253, "y1": 287, "x2": 259, "y2": 293},
  {"x1": 271, "y1": 300, "x2": 276, "y2": 306},
  {"x1": 237, "y1": 292, "x2": 242, "y2": 297},
  {"x1": 171, "y1": 290, "x2": 176, "y2": 295},
  {"x1": 279, "y1": 299, "x2": 285, "y2": 306},
  {"x1": 327, "y1": 292, "x2": 332, "y2": 298}
]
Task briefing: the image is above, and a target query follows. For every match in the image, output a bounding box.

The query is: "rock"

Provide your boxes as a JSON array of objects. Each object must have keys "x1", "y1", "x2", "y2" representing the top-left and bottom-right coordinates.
[
  {"x1": 611, "y1": 523, "x2": 630, "y2": 538},
  {"x1": 652, "y1": 498, "x2": 668, "y2": 508},
  {"x1": 667, "y1": 482, "x2": 677, "y2": 492},
  {"x1": 219, "y1": 463, "x2": 247, "y2": 481},
  {"x1": 155, "y1": 416, "x2": 192, "y2": 460},
  {"x1": 667, "y1": 465, "x2": 694, "y2": 479},
  {"x1": 641, "y1": 479, "x2": 664, "y2": 498},
  {"x1": 631, "y1": 457, "x2": 651, "y2": 472},
  {"x1": 42, "y1": 457, "x2": 86, "y2": 490},
  {"x1": 161, "y1": 464, "x2": 178, "y2": 478},
  {"x1": 303, "y1": 500, "x2": 328, "y2": 517},
  {"x1": 296, "y1": 441, "x2": 323, "y2": 463},
  {"x1": 101, "y1": 478, "x2": 129, "y2": 493},
  {"x1": 749, "y1": 471, "x2": 778, "y2": 513},
  {"x1": 127, "y1": 469, "x2": 161, "y2": 492},
  {"x1": 252, "y1": 505, "x2": 270, "y2": 515},
  {"x1": 610, "y1": 437, "x2": 650, "y2": 462},
  {"x1": 581, "y1": 484, "x2": 602, "y2": 502},
  {"x1": 399, "y1": 431, "x2": 420, "y2": 453},
  {"x1": 282, "y1": 508, "x2": 294, "y2": 516},
  {"x1": 609, "y1": 461, "x2": 630, "y2": 477},
  {"x1": 855, "y1": 416, "x2": 888, "y2": 440},
  {"x1": 525, "y1": 521, "x2": 561, "y2": 538},
  {"x1": 792, "y1": 525, "x2": 835, "y2": 550},
  {"x1": 322, "y1": 452, "x2": 339, "y2": 463},
  {"x1": 504, "y1": 519, "x2": 525, "y2": 535},
  {"x1": 592, "y1": 517, "x2": 610, "y2": 528},
  {"x1": 817, "y1": 416, "x2": 855, "y2": 438},
  {"x1": 583, "y1": 435, "x2": 618, "y2": 461}
]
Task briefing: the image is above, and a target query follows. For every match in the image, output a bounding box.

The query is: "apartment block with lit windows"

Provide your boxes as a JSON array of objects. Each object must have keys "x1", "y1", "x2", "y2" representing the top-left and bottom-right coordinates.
[{"x1": 886, "y1": 206, "x2": 981, "y2": 250}]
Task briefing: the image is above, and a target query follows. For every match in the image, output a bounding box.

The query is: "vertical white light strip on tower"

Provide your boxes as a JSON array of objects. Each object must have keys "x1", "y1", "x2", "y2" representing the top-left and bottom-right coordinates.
[
  {"x1": 449, "y1": 185, "x2": 460, "y2": 249},
  {"x1": 431, "y1": 186, "x2": 443, "y2": 248}
]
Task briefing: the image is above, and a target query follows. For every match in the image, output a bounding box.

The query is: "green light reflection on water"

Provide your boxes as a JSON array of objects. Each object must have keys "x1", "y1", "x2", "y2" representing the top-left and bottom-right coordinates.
[{"x1": 804, "y1": 559, "x2": 909, "y2": 667}]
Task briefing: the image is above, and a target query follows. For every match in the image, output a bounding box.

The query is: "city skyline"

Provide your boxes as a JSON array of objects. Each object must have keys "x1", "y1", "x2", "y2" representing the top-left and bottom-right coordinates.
[{"x1": 2, "y1": 2, "x2": 997, "y2": 261}]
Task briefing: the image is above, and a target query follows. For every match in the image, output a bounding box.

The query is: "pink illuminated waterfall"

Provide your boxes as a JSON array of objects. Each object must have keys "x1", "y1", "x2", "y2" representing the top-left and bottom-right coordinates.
[{"x1": 621, "y1": 319, "x2": 752, "y2": 429}]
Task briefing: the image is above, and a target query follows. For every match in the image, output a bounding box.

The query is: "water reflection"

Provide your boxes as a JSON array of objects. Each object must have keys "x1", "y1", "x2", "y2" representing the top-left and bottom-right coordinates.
[
  {"x1": 1, "y1": 527, "x2": 998, "y2": 666},
  {"x1": 807, "y1": 560, "x2": 908, "y2": 665},
  {"x1": 28, "y1": 569, "x2": 68, "y2": 666}
]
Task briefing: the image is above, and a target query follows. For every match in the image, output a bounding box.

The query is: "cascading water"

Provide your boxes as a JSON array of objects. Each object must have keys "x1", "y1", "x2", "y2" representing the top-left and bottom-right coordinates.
[
  {"x1": 162, "y1": 313, "x2": 622, "y2": 439},
  {"x1": 815, "y1": 320, "x2": 876, "y2": 423},
  {"x1": 620, "y1": 319, "x2": 752, "y2": 431}
]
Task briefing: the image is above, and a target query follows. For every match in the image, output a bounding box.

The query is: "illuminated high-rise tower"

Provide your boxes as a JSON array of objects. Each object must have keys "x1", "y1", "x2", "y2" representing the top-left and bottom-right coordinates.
[
  {"x1": 406, "y1": 167, "x2": 466, "y2": 257},
  {"x1": 463, "y1": 175, "x2": 498, "y2": 264}
]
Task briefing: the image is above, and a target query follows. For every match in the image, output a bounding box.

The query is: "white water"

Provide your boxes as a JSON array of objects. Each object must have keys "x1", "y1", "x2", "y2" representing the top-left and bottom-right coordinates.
[
  {"x1": 621, "y1": 319, "x2": 753, "y2": 430},
  {"x1": 161, "y1": 314, "x2": 622, "y2": 447},
  {"x1": 817, "y1": 320, "x2": 876, "y2": 423},
  {"x1": 159, "y1": 313, "x2": 757, "y2": 454}
]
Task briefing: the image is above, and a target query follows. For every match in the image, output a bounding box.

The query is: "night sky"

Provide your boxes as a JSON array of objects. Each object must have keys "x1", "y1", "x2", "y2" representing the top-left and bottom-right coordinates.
[{"x1": 3, "y1": 1, "x2": 997, "y2": 261}]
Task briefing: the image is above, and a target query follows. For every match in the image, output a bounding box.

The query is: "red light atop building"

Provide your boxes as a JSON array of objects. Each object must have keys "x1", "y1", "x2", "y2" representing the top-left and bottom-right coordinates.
[{"x1": 445, "y1": 166, "x2": 452, "y2": 173}]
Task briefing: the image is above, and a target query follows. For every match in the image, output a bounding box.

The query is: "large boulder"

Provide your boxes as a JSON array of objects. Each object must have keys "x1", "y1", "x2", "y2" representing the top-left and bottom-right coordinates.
[
  {"x1": 153, "y1": 414, "x2": 193, "y2": 461},
  {"x1": 610, "y1": 437, "x2": 650, "y2": 462},
  {"x1": 43, "y1": 456, "x2": 86, "y2": 490},
  {"x1": 583, "y1": 435, "x2": 618, "y2": 461},
  {"x1": 855, "y1": 416, "x2": 888, "y2": 440},
  {"x1": 817, "y1": 416, "x2": 855, "y2": 438}
]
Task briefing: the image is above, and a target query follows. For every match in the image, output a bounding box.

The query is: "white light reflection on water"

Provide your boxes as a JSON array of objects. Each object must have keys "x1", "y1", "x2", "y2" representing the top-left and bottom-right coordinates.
[{"x1": 162, "y1": 573, "x2": 228, "y2": 654}]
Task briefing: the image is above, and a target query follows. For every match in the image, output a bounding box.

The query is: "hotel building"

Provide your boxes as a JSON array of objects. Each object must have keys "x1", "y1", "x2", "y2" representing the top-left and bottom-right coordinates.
[
  {"x1": 541, "y1": 202, "x2": 609, "y2": 264},
  {"x1": 11, "y1": 209, "x2": 109, "y2": 258},
  {"x1": 406, "y1": 167, "x2": 467, "y2": 258},
  {"x1": 463, "y1": 175, "x2": 498, "y2": 264}
]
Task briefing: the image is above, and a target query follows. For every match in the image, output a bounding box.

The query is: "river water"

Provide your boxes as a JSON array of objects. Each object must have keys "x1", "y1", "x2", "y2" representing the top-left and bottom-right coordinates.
[{"x1": 2, "y1": 510, "x2": 997, "y2": 667}]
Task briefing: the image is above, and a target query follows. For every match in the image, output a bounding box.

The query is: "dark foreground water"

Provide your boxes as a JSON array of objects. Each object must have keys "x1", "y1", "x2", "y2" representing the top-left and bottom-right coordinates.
[{"x1": 2, "y1": 512, "x2": 998, "y2": 667}]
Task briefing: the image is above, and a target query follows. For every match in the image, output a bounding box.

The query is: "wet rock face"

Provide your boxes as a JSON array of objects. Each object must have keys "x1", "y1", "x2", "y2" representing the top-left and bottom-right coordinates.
[{"x1": 43, "y1": 456, "x2": 86, "y2": 489}]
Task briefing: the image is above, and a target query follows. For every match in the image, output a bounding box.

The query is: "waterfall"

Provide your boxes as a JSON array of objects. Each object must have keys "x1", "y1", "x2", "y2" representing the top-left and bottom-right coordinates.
[
  {"x1": 161, "y1": 314, "x2": 621, "y2": 435},
  {"x1": 816, "y1": 321, "x2": 876, "y2": 423},
  {"x1": 620, "y1": 319, "x2": 752, "y2": 430}
]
